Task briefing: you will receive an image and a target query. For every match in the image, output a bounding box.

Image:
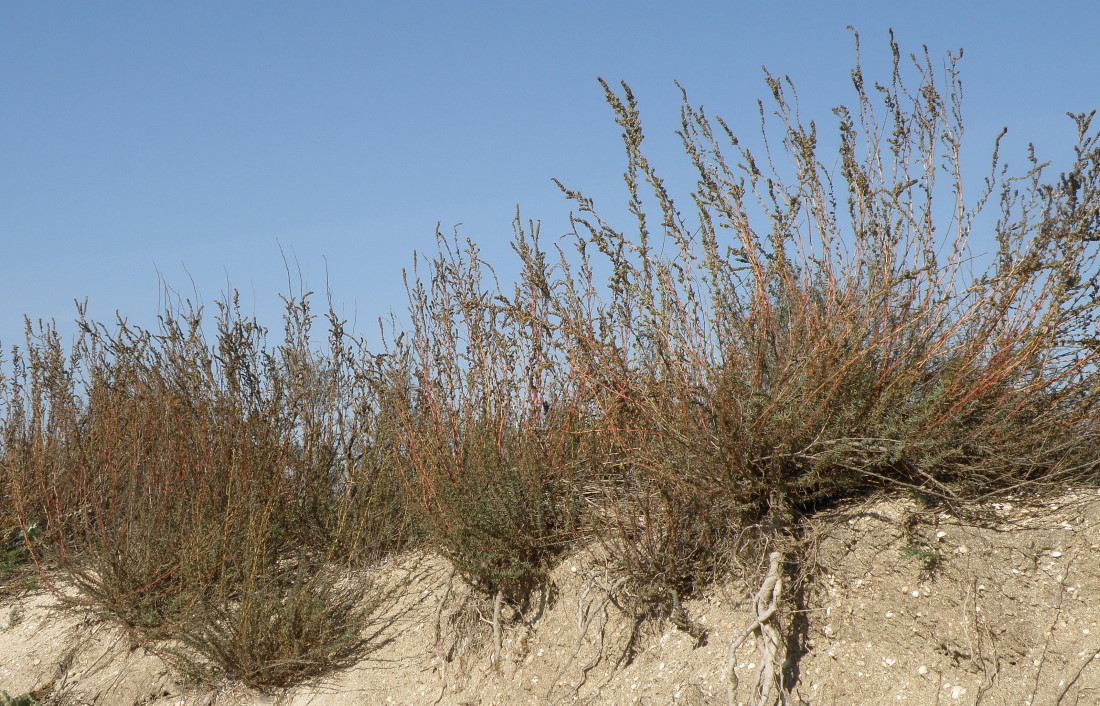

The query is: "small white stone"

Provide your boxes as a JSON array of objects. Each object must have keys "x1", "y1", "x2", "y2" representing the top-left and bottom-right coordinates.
[
  {"x1": 1051, "y1": 551, "x2": 1064, "y2": 558},
  {"x1": 917, "y1": 665, "x2": 929, "y2": 675},
  {"x1": 951, "y1": 685, "x2": 967, "y2": 698},
  {"x1": 936, "y1": 531, "x2": 947, "y2": 539}
]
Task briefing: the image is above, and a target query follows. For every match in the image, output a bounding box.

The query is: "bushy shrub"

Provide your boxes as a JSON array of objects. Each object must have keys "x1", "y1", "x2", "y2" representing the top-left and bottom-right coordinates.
[
  {"x1": 170, "y1": 562, "x2": 380, "y2": 688},
  {"x1": 395, "y1": 231, "x2": 587, "y2": 605},
  {"x1": 0, "y1": 293, "x2": 409, "y2": 685},
  {"x1": 0, "y1": 28, "x2": 1095, "y2": 694},
  {"x1": 507, "y1": 31, "x2": 1099, "y2": 605}
]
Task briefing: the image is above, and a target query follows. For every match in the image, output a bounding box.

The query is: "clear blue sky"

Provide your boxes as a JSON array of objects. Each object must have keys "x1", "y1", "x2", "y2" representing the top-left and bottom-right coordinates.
[{"x1": 4, "y1": 1, "x2": 1099, "y2": 352}]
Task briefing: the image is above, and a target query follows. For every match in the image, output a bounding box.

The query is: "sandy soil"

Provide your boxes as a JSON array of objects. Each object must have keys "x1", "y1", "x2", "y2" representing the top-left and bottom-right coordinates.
[{"x1": 5, "y1": 490, "x2": 1100, "y2": 705}]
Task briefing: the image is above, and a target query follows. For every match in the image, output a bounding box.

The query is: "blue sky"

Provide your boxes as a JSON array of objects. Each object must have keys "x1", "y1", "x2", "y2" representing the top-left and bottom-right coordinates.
[{"x1": 3, "y1": 1, "x2": 1099, "y2": 352}]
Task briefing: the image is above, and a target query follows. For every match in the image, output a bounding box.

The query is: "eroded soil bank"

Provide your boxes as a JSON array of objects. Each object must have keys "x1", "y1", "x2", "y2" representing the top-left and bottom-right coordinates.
[{"x1": 5, "y1": 491, "x2": 1100, "y2": 705}]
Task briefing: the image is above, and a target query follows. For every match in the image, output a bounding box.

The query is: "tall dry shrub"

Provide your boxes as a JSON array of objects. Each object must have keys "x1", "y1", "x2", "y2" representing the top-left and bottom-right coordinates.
[
  {"x1": 395, "y1": 227, "x2": 588, "y2": 606},
  {"x1": 0, "y1": 292, "x2": 408, "y2": 687},
  {"x1": 507, "y1": 30, "x2": 1100, "y2": 605}
]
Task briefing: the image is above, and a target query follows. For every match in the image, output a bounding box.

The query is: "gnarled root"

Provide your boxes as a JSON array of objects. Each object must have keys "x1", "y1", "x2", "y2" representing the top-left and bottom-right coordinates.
[{"x1": 727, "y1": 551, "x2": 788, "y2": 706}]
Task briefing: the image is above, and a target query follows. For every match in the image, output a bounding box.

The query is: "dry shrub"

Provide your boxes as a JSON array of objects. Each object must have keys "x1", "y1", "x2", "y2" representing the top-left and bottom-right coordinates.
[
  {"x1": 0, "y1": 291, "x2": 409, "y2": 686},
  {"x1": 0, "y1": 28, "x2": 1096, "y2": 697},
  {"x1": 395, "y1": 229, "x2": 587, "y2": 606},
  {"x1": 509, "y1": 30, "x2": 1100, "y2": 608},
  {"x1": 170, "y1": 563, "x2": 379, "y2": 689}
]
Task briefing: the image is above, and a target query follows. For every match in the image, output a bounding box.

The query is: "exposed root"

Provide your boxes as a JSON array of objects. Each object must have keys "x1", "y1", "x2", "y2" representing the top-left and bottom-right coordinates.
[
  {"x1": 430, "y1": 567, "x2": 483, "y2": 704},
  {"x1": 727, "y1": 551, "x2": 788, "y2": 706},
  {"x1": 965, "y1": 576, "x2": 1001, "y2": 704},
  {"x1": 490, "y1": 588, "x2": 504, "y2": 670},
  {"x1": 617, "y1": 613, "x2": 648, "y2": 669},
  {"x1": 518, "y1": 582, "x2": 549, "y2": 626},
  {"x1": 1029, "y1": 554, "x2": 1071, "y2": 704},
  {"x1": 430, "y1": 566, "x2": 457, "y2": 705},
  {"x1": 669, "y1": 587, "x2": 708, "y2": 647},
  {"x1": 432, "y1": 566, "x2": 457, "y2": 659},
  {"x1": 1055, "y1": 647, "x2": 1100, "y2": 705},
  {"x1": 546, "y1": 571, "x2": 629, "y2": 704}
]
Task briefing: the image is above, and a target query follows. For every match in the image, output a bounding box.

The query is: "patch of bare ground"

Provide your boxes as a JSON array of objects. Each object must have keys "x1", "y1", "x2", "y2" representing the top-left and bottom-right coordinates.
[{"x1": 6, "y1": 489, "x2": 1100, "y2": 705}]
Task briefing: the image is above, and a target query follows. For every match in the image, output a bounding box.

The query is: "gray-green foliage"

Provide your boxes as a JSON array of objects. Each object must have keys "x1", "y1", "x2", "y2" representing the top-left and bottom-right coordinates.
[
  {"x1": 506, "y1": 29, "x2": 1099, "y2": 601},
  {"x1": 0, "y1": 28, "x2": 1096, "y2": 692},
  {"x1": 0, "y1": 294, "x2": 410, "y2": 688}
]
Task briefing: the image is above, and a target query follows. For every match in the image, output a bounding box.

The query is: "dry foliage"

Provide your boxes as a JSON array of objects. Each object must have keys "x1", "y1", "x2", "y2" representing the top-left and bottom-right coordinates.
[{"x1": 0, "y1": 30, "x2": 1097, "y2": 698}]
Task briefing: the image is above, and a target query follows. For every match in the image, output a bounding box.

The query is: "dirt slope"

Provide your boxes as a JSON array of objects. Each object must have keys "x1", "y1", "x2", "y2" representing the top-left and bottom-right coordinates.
[{"x1": 4, "y1": 490, "x2": 1100, "y2": 705}]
